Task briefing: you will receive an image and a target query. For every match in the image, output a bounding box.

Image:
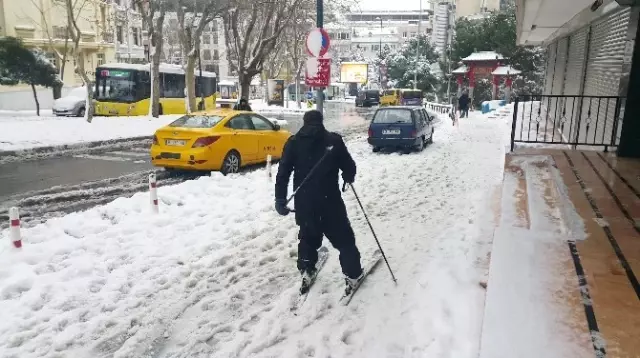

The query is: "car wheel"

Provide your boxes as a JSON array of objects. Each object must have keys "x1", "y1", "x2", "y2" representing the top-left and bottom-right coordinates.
[
  {"x1": 416, "y1": 137, "x2": 425, "y2": 151},
  {"x1": 77, "y1": 107, "x2": 86, "y2": 117},
  {"x1": 403, "y1": 148, "x2": 412, "y2": 155},
  {"x1": 221, "y1": 150, "x2": 241, "y2": 175},
  {"x1": 372, "y1": 146, "x2": 381, "y2": 153}
]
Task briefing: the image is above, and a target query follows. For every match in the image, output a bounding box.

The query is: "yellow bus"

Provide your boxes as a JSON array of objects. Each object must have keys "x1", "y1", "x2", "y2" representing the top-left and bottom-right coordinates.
[
  {"x1": 380, "y1": 88, "x2": 424, "y2": 106},
  {"x1": 94, "y1": 63, "x2": 217, "y2": 116}
]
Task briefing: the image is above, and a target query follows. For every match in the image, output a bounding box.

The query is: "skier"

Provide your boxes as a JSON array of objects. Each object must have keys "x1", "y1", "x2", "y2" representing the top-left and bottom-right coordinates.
[
  {"x1": 234, "y1": 98, "x2": 252, "y2": 111},
  {"x1": 274, "y1": 110, "x2": 364, "y2": 294},
  {"x1": 458, "y1": 90, "x2": 470, "y2": 118}
]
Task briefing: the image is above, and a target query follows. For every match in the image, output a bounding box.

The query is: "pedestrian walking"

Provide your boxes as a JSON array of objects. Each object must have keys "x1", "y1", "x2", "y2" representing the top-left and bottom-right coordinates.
[
  {"x1": 274, "y1": 110, "x2": 365, "y2": 294},
  {"x1": 458, "y1": 90, "x2": 470, "y2": 118}
]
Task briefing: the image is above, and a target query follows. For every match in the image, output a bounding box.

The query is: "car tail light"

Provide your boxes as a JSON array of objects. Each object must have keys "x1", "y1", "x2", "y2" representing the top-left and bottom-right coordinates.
[
  {"x1": 152, "y1": 135, "x2": 158, "y2": 145},
  {"x1": 368, "y1": 128, "x2": 373, "y2": 137},
  {"x1": 192, "y1": 136, "x2": 220, "y2": 148},
  {"x1": 410, "y1": 129, "x2": 417, "y2": 138}
]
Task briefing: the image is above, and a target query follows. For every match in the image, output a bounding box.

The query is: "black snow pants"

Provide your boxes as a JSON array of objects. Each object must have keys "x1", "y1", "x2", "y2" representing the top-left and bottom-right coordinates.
[{"x1": 297, "y1": 206, "x2": 362, "y2": 279}]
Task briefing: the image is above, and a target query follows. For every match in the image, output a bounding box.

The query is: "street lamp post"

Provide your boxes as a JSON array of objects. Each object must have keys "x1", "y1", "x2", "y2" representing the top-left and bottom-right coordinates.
[
  {"x1": 376, "y1": 17, "x2": 382, "y2": 88},
  {"x1": 414, "y1": 0, "x2": 422, "y2": 90}
]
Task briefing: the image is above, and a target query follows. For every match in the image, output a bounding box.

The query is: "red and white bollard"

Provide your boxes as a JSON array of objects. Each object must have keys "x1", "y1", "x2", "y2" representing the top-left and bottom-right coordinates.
[
  {"x1": 149, "y1": 173, "x2": 159, "y2": 213},
  {"x1": 9, "y1": 207, "x2": 22, "y2": 248},
  {"x1": 266, "y1": 155, "x2": 272, "y2": 181}
]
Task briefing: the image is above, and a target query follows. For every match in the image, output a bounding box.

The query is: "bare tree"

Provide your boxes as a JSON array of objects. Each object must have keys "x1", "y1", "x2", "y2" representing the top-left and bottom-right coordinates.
[
  {"x1": 222, "y1": 0, "x2": 306, "y2": 98},
  {"x1": 282, "y1": 0, "x2": 313, "y2": 107},
  {"x1": 162, "y1": 17, "x2": 182, "y2": 64},
  {"x1": 64, "y1": 0, "x2": 95, "y2": 122},
  {"x1": 176, "y1": 0, "x2": 229, "y2": 113},
  {"x1": 136, "y1": 0, "x2": 168, "y2": 117},
  {"x1": 28, "y1": 0, "x2": 76, "y2": 99}
]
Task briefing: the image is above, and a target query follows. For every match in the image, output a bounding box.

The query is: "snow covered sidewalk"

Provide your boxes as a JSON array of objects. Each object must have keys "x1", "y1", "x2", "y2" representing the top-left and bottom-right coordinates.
[
  {"x1": 0, "y1": 115, "x2": 180, "y2": 153},
  {"x1": 0, "y1": 112, "x2": 511, "y2": 357}
]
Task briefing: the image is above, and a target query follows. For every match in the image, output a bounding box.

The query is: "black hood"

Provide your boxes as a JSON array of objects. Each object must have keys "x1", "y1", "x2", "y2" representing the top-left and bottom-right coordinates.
[{"x1": 298, "y1": 121, "x2": 326, "y2": 139}]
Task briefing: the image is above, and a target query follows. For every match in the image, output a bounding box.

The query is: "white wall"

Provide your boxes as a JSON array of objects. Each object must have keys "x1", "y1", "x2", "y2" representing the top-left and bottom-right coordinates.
[{"x1": 0, "y1": 87, "x2": 74, "y2": 111}]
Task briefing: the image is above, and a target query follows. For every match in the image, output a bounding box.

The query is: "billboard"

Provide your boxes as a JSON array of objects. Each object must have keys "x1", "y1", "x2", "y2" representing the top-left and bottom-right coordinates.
[
  {"x1": 267, "y1": 79, "x2": 285, "y2": 106},
  {"x1": 340, "y1": 62, "x2": 368, "y2": 84}
]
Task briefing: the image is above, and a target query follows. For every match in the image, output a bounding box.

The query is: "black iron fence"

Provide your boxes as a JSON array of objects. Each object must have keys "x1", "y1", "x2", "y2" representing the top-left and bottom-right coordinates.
[{"x1": 510, "y1": 95, "x2": 624, "y2": 152}]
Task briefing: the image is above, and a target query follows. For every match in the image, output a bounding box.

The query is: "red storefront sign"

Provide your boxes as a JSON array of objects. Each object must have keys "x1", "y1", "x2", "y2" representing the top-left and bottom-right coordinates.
[{"x1": 305, "y1": 58, "x2": 331, "y2": 87}]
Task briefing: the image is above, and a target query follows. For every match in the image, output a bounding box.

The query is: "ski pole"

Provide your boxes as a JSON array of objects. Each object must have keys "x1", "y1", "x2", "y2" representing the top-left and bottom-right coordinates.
[
  {"x1": 347, "y1": 183, "x2": 398, "y2": 283},
  {"x1": 286, "y1": 145, "x2": 333, "y2": 205}
]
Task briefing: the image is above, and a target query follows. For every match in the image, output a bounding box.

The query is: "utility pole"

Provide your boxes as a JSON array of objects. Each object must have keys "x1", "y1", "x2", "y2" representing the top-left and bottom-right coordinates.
[
  {"x1": 315, "y1": 0, "x2": 324, "y2": 113},
  {"x1": 376, "y1": 17, "x2": 382, "y2": 88},
  {"x1": 414, "y1": 0, "x2": 422, "y2": 90}
]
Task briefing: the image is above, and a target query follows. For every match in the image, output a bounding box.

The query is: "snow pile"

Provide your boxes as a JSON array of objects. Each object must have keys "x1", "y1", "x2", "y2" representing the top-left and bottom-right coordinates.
[
  {"x1": 0, "y1": 115, "x2": 181, "y2": 152},
  {"x1": 1, "y1": 110, "x2": 518, "y2": 357}
]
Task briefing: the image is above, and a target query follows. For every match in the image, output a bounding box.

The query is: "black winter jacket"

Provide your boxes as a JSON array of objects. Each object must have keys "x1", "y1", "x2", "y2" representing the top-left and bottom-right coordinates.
[{"x1": 275, "y1": 122, "x2": 356, "y2": 225}]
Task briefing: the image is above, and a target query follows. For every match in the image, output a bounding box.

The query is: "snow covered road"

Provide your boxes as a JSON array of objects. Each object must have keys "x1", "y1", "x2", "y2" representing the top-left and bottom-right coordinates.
[{"x1": 0, "y1": 111, "x2": 511, "y2": 358}]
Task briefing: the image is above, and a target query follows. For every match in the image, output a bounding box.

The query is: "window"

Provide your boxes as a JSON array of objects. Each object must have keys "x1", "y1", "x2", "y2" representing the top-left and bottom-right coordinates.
[
  {"x1": 161, "y1": 73, "x2": 185, "y2": 98},
  {"x1": 116, "y1": 26, "x2": 123, "y2": 43},
  {"x1": 372, "y1": 108, "x2": 413, "y2": 124},
  {"x1": 133, "y1": 28, "x2": 139, "y2": 46},
  {"x1": 250, "y1": 115, "x2": 274, "y2": 130},
  {"x1": 169, "y1": 115, "x2": 224, "y2": 128},
  {"x1": 372, "y1": 45, "x2": 380, "y2": 51},
  {"x1": 202, "y1": 34, "x2": 210, "y2": 44},
  {"x1": 402, "y1": 31, "x2": 407, "y2": 38},
  {"x1": 213, "y1": 33, "x2": 218, "y2": 45},
  {"x1": 52, "y1": 26, "x2": 67, "y2": 39},
  {"x1": 213, "y1": 49, "x2": 219, "y2": 60},
  {"x1": 97, "y1": 53, "x2": 105, "y2": 66},
  {"x1": 227, "y1": 116, "x2": 254, "y2": 130},
  {"x1": 202, "y1": 50, "x2": 212, "y2": 60}
]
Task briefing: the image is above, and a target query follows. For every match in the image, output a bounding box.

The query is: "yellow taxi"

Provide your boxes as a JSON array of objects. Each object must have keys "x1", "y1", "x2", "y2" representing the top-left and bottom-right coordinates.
[{"x1": 151, "y1": 108, "x2": 292, "y2": 174}]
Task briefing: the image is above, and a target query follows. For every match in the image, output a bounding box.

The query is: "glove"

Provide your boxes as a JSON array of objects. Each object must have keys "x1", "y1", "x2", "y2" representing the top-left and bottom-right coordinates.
[
  {"x1": 342, "y1": 174, "x2": 354, "y2": 185},
  {"x1": 275, "y1": 199, "x2": 290, "y2": 216}
]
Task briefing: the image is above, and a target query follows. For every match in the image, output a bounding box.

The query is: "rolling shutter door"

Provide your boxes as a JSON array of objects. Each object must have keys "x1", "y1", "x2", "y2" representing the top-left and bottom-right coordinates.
[
  {"x1": 548, "y1": 38, "x2": 568, "y2": 133},
  {"x1": 561, "y1": 27, "x2": 589, "y2": 141},
  {"x1": 544, "y1": 43, "x2": 557, "y2": 95},
  {"x1": 580, "y1": 7, "x2": 630, "y2": 145}
]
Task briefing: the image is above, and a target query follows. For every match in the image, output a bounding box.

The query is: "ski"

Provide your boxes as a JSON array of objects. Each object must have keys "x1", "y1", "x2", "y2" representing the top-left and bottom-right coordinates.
[
  {"x1": 339, "y1": 250, "x2": 383, "y2": 306},
  {"x1": 290, "y1": 246, "x2": 330, "y2": 313}
]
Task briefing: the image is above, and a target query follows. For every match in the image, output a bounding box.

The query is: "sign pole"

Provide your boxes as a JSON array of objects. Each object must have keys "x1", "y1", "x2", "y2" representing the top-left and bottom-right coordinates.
[{"x1": 316, "y1": 0, "x2": 324, "y2": 114}]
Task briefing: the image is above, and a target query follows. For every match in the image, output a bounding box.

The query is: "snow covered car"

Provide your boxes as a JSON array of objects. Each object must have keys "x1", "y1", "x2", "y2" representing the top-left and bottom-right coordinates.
[
  {"x1": 151, "y1": 108, "x2": 292, "y2": 174},
  {"x1": 52, "y1": 86, "x2": 88, "y2": 117},
  {"x1": 367, "y1": 106, "x2": 434, "y2": 153}
]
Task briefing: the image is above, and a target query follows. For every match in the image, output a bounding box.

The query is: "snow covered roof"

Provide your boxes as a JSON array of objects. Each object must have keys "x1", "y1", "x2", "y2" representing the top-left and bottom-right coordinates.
[
  {"x1": 451, "y1": 65, "x2": 468, "y2": 74},
  {"x1": 97, "y1": 63, "x2": 217, "y2": 77},
  {"x1": 492, "y1": 66, "x2": 521, "y2": 76},
  {"x1": 461, "y1": 51, "x2": 504, "y2": 62}
]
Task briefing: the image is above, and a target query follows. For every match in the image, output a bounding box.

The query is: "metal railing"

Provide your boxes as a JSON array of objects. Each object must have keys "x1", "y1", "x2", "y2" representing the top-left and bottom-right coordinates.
[
  {"x1": 424, "y1": 102, "x2": 453, "y2": 114},
  {"x1": 510, "y1": 95, "x2": 624, "y2": 152}
]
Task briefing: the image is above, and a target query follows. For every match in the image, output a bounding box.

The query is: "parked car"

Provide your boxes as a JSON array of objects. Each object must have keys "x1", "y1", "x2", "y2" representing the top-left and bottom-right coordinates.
[
  {"x1": 52, "y1": 86, "x2": 88, "y2": 117},
  {"x1": 367, "y1": 106, "x2": 435, "y2": 153},
  {"x1": 151, "y1": 108, "x2": 292, "y2": 174},
  {"x1": 355, "y1": 90, "x2": 380, "y2": 107}
]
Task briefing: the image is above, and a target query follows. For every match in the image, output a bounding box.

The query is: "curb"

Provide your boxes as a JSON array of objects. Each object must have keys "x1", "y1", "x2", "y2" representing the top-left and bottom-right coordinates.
[{"x1": 0, "y1": 136, "x2": 152, "y2": 164}]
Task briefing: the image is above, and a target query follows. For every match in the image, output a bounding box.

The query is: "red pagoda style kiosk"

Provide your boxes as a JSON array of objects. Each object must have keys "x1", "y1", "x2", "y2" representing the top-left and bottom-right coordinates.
[{"x1": 451, "y1": 51, "x2": 521, "y2": 103}]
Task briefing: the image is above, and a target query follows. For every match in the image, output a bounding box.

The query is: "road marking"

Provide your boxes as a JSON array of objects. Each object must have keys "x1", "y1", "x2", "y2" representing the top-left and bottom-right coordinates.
[
  {"x1": 73, "y1": 154, "x2": 131, "y2": 162},
  {"x1": 108, "y1": 151, "x2": 149, "y2": 158}
]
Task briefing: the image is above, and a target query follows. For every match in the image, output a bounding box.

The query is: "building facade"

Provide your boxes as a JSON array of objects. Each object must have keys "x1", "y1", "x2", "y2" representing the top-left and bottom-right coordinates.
[
  {"x1": 431, "y1": 2, "x2": 455, "y2": 54},
  {"x1": 111, "y1": 0, "x2": 145, "y2": 63},
  {"x1": 516, "y1": 0, "x2": 640, "y2": 158},
  {"x1": 326, "y1": 9, "x2": 433, "y2": 84},
  {"x1": 0, "y1": 0, "x2": 116, "y2": 88},
  {"x1": 454, "y1": 0, "x2": 501, "y2": 18}
]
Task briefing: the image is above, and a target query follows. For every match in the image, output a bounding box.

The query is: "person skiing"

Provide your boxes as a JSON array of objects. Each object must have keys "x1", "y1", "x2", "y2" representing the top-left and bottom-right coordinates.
[
  {"x1": 234, "y1": 98, "x2": 252, "y2": 111},
  {"x1": 458, "y1": 90, "x2": 470, "y2": 118},
  {"x1": 274, "y1": 110, "x2": 364, "y2": 294}
]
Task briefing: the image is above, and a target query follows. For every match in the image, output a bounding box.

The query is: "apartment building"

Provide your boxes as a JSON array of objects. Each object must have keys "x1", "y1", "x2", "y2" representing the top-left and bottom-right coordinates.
[
  {"x1": 454, "y1": 0, "x2": 500, "y2": 18},
  {"x1": 0, "y1": 0, "x2": 116, "y2": 88},
  {"x1": 111, "y1": 0, "x2": 145, "y2": 63}
]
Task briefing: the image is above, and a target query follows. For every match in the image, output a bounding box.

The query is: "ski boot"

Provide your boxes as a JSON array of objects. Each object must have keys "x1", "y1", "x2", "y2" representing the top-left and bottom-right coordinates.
[
  {"x1": 344, "y1": 272, "x2": 365, "y2": 296},
  {"x1": 299, "y1": 267, "x2": 318, "y2": 294}
]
